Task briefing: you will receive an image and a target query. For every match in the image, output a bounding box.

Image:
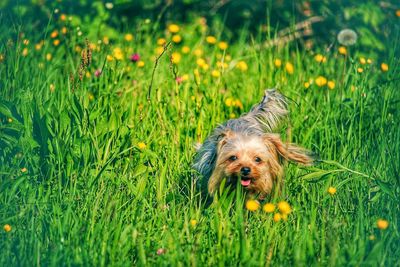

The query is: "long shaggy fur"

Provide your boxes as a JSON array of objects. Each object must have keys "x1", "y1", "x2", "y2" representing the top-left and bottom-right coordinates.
[{"x1": 193, "y1": 89, "x2": 312, "y2": 197}]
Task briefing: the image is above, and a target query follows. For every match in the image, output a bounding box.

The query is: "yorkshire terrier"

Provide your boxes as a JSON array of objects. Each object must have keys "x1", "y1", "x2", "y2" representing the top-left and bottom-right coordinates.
[{"x1": 193, "y1": 89, "x2": 313, "y2": 199}]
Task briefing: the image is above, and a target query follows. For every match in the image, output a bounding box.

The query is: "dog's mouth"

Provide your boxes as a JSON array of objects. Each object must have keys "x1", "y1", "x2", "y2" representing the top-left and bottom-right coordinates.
[{"x1": 240, "y1": 177, "x2": 252, "y2": 187}]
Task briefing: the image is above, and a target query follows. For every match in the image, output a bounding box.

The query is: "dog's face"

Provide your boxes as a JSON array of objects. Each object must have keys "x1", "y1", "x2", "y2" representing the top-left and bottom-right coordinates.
[{"x1": 207, "y1": 132, "x2": 311, "y2": 197}]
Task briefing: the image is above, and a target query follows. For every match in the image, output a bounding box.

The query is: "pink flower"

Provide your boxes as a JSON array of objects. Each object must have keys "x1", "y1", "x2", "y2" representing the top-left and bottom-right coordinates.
[
  {"x1": 156, "y1": 248, "x2": 166, "y2": 255},
  {"x1": 94, "y1": 69, "x2": 102, "y2": 77},
  {"x1": 175, "y1": 76, "x2": 183, "y2": 84},
  {"x1": 130, "y1": 53, "x2": 140, "y2": 62}
]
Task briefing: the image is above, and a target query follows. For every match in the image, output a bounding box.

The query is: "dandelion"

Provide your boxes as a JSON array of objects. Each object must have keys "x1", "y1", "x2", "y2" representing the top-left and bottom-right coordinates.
[
  {"x1": 0, "y1": 53, "x2": 4, "y2": 62},
  {"x1": 7, "y1": 118, "x2": 12, "y2": 123},
  {"x1": 50, "y1": 84, "x2": 55, "y2": 92},
  {"x1": 396, "y1": 10, "x2": 400, "y2": 17},
  {"x1": 193, "y1": 49, "x2": 203, "y2": 57},
  {"x1": 211, "y1": 70, "x2": 220, "y2": 78},
  {"x1": 22, "y1": 48, "x2": 28, "y2": 56},
  {"x1": 105, "y1": 2, "x2": 114, "y2": 9},
  {"x1": 273, "y1": 213, "x2": 282, "y2": 222},
  {"x1": 103, "y1": 36, "x2": 110, "y2": 45},
  {"x1": 106, "y1": 55, "x2": 113, "y2": 61},
  {"x1": 21, "y1": 167, "x2": 27, "y2": 173},
  {"x1": 138, "y1": 142, "x2": 146, "y2": 150},
  {"x1": 315, "y1": 76, "x2": 327, "y2": 87},
  {"x1": 60, "y1": 14, "x2": 67, "y2": 21},
  {"x1": 137, "y1": 61, "x2": 145, "y2": 68},
  {"x1": 229, "y1": 113, "x2": 236, "y2": 119},
  {"x1": 217, "y1": 61, "x2": 228, "y2": 69},
  {"x1": 3, "y1": 224, "x2": 11, "y2": 232},
  {"x1": 201, "y1": 64, "x2": 209, "y2": 71},
  {"x1": 50, "y1": 30, "x2": 58, "y2": 38},
  {"x1": 367, "y1": 58, "x2": 372, "y2": 64},
  {"x1": 359, "y1": 57, "x2": 366, "y2": 64},
  {"x1": 285, "y1": 62, "x2": 294, "y2": 74},
  {"x1": 23, "y1": 39, "x2": 29, "y2": 45},
  {"x1": 380, "y1": 63, "x2": 389, "y2": 72},
  {"x1": 218, "y1": 41, "x2": 228, "y2": 50},
  {"x1": 327, "y1": 186, "x2": 337, "y2": 195},
  {"x1": 376, "y1": 219, "x2": 389, "y2": 230},
  {"x1": 338, "y1": 46, "x2": 347, "y2": 55},
  {"x1": 281, "y1": 213, "x2": 288, "y2": 221},
  {"x1": 53, "y1": 39, "x2": 60, "y2": 46},
  {"x1": 112, "y1": 47, "x2": 123, "y2": 60},
  {"x1": 190, "y1": 220, "x2": 197, "y2": 227},
  {"x1": 196, "y1": 58, "x2": 206, "y2": 67},
  {"x1": 130, "y1": 53, "x2": 140, "y2": 62},
  {"x1": 157, "y1": 38, "x2": 166, "y2": 46},
  {"x1": 61, "y1": 27, "x2": 67, "y2": 34},
  {"x1": 225, "y1": 98, "x2": 233, "y2": 107},
  {"x1": 124, "y1": 33, "x2": 134, "y2": 41},
  {"x1": 236, "y1": 61, "x2": 248, "y2": 72},
  {"x1": 168, "y1": 24, "x2": 180, "y2": 33},
  {"x1": 304, "y1": 82, "x2": 310, "y2": 88},
  {"x1": 234, "y1": 99, "x2": 243, "y2": 109},
  {"x1": 314, "y1": 54, "x2": 327, "y2": 63},
  {"x1": 337, "y1": 29, "x2": 357, "y2": 46},
  {"x1": 263, "y1": 203, "x2": 275, "y2": 213},
  {"x1": 277, "y1": 201, "x2": 292, "y2": 214},
  {"x1": 327, "y1": 81, "x2": 335, "y2": 90},
  {"x1": 245, "y1": 200, "x2": 260, "y2": 211},
  {"x1": 206, "y1": 36, "x2": 217, "y2": 44},
  {"x1": 274, "y1": 59, "x2": 282, "y2": 68},
  {"x1": 155, "y1": 46, "x2": 164, "y2": 55},
  {"x1": 172, "y1": 35, "x2": 182, "y2": 43},
  {"x1": 181, "y1": 46, "x2": 190, "y2": 54},
  {"x1": 171, "y1": 52, "x2": 181, "y2": 64}
]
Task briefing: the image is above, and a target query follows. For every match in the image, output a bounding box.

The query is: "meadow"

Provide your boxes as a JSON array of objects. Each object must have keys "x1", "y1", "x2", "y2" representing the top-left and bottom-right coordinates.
[{"x1": 1, "y1": 2, "x2": 400, "y2": 266}]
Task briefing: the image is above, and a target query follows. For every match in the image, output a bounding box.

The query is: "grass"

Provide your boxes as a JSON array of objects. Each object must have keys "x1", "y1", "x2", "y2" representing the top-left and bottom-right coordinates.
[{"x1": 1, "y1": 9, "x2": 399, "y2": 266}]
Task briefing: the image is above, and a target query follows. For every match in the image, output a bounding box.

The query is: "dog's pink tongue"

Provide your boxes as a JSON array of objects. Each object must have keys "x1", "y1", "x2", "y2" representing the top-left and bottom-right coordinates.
[{"x1": 241, "y1": 179, "x2": 251, "y2": 186}]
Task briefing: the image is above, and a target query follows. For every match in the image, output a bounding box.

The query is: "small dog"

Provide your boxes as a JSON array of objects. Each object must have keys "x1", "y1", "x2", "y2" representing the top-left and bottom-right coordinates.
[{"x1": 193, "y1": 89, "x2": 312, "y2": 199}]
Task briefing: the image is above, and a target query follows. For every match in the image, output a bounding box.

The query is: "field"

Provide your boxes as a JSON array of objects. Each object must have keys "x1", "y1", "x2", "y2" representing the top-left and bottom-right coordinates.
[{"x1": 1, "y1": 2, "x2": 400, "y2": 266}]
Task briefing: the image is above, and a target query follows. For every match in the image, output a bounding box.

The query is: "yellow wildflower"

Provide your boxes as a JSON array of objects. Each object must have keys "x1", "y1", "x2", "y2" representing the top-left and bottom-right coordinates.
[
  {"x1": 211, "y1": 70, "x2": 220, "y2": 78},
  {"x1": 23, "y1": 39, "x2": 29, "y2": 45},
  {"x1": 172, "y1": 35, "x2": 182, "y2": 43},
  {"x1": 106, "y1": 55, "x2": 113, "y2": 61},
  {"x1": 60, "y1": 14, "x2": 67, "y2": 21},
  {"x1": 315, "y1": 76, "x2": 327, "y2": 87},
  {"x1": 21, "y1": 167, "x2": 27, "y2": 173},
  {"x1": 3, "y1": 224, "x2": 11, "y2": 232},
  {"x1": 327, "y1": 81, "x2": 335, "y2": 90},
  {"x1": 367, "y1": 58, "x2": 372, "y2": 64},
  {"x1": 206, "y1": 36, "x2": 217, "y2": 44},
  {"x1": 190, "y1": 220, "x2": 197, "y2": 227},
  {"x1": 61, "y1": 27, "x2": 67, "y2": 34},
  {"x1": 171, "y1": 52, "x2": 181, "y2": 64},
  {"x1": 124, "y1": 33, "x2": 134, "y2": 41},
  {"x1": 53, "y1": 39, "x2": 60, "y2": 46},
  {"x1": 113, "y1": 47, "x2": 123, "y2": 60},
  {"x1": 304, "y1": 82, "x2": 310, "y2": 88},
  {"x1": 281, "y1": 213, "x2": 288, "y2": 221},
  {"x1": 194, "y1": 48, "x2": 203, "y2": 57},
  {"x1": 359, "y1": 57, "x2": 366, "y2": 64},
  {"x1": 138, "y1": 142, "x2": 147, "y2": 150},
  {"x1": 196, "y1": 58, "x2": 206, "y2": 67},
  {"x1": 376, "y1": 219, "x2": 389, "y2": 230},
  {"x1": 274, "y1": 59, "x2": 282, "y2": 68},
  {"x1": 245, "y1": 200, "x2": 260, "y2": 212},
  {"x1": 380, "y1": 63, "x2": 389, "y2": 72},
  {"x1": 181, "y1": 46, "x2": 190, "y2": 54},
  {"x1": 157, "y1": 38, "x2": 166, "y2": 46},
  {"x1": 50, "y1": 30, "x2": 58, "y2": 38},
  {"x1": 225, "y1": 98, "x2": 233, "y2": 107},
  {"x1": 314, "y1": 54, "x2": 327, "y2": 63},
  {"x1": 50, "y1": 84, "x2": 55, "y2": 92},
  {"x1": 155, "y1": 46, "x2": 164, "y2": 55},
  {"x1": 202, "y1": 64, "x2": 209, "y2": 71},
  {"x1": 357, "y1": 67, "x2": 363, "y2": 73},
  {"x1": 273, "y1": 213, "x2": 282, "y2": 222},
  {"x1": 218, "y1": 41, "x2": 228, "y2": 50},
  {"x1": 338, "y1": 46, "x2": 347, "y2": 55},
  {"x1": 277, "y1": 201, "x2": 292, "y2": 214},
  {"x1": 103, "y1": 36, "x2": 110, "y2": 45},
  {"x1": 168, "y1": 24, "x2": 180, "y2": 33},
  {"x1": 396, "y1": 10, "x2": 400, "y2": 17},
  {"x1": 137, "y1": 61, "x2": 145, "y2": 68},
  {"x1": 22, "y1": 48, "x2": 28, "y2": 56},
  {"x1": 263, "y1": 203, "x2": 275, "y2": 213},
  {"x1": 217, "y1": 61, "x2": 228, "y2": 69},
  {"x1": 285, "y1": 62, "x2": 294, "y2": 74},
  {"x1": 236, "y1": 61, "x2": 248, "y2": 72},
  {"x1": 328, "y1": 187, "x2": 337, "y2": 195}
]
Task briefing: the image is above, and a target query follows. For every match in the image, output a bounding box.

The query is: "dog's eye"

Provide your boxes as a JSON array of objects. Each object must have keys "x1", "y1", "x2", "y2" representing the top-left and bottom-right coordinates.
[
  {"x1": 229, "y1": 155, "x2": 238, "y2": 161},
  {"x1": 255, "y1": 157, "x2": 262, "y2": 163}
]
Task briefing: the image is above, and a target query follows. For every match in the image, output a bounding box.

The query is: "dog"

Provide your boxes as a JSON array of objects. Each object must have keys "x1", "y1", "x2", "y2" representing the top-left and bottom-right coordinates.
[{"x1": 193, "y1": 89, "x2": 312, "y2": 199}]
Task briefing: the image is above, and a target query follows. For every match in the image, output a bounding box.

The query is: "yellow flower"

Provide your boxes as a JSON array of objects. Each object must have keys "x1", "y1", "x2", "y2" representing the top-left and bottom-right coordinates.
[
  {"x1": 277, "y1": 201, "x2": 292, "y2": 214},
  {"x1": 61, "y1": 27, "x2": 67, "y2": 34},
  {"x1": 45, "y1": 53, "x2": 52, "y2": 61},
  {"x1": 113, "y1": 47, "x2": 123, "y2": 60},
  {"x1": 50, "y1": 84, "x2": 55, "y2": 92},
  {"x1": 225, "y1": 98, "x2": 233, "y2": 107},
  {"x1": 88, "y1": 93, "x2": 94, "y2": 101},
  {"x1": 157, "y1": 38, "x2": 166, "y2": 46},
  {"x1": 190, "y1": 219, "x2": 197, "y2": 227},
  {"x1": 285, "y1": 62, "x2": 294, "y2": 74},
  {"x1": 367, "y1": 58, "x2": 372, "y2": 64},
  {"x1": 137, "y1": 60, "x2": 145, "y2": 68},
  {"x1": 181, "y1": 46, "x2": 190, "y2": 54},
  {"x1": 181, "y1": 74, "x2": 189, "y2": 81},
  {"x1": 359, "y1": 57, "x2": 366, "y2": 64},
  {"x1": 106, "y1": 55, "x2": 113, "y2": 61},
  {"x1": 234, "y1": 99, "x2": 243, "y2": 109},
  {"x1": 357, "y1": 67, "x2": 363, "y2": 73},
  {"x1": 202, "y1": 64, "x2": 209, "y2": 71},
  {"x1": 281, "y1": 213, "x2": 288, "y2": 221},
  {"x1": 304, "y1": 82, "x2": 310, "y2": 88},
  {"x1": 314, "y1": 54, "x2": 327, "y2": 63},
  {"x1": 315, "y1": 76, "x2": 327, "y2": 87},
  {"x1": 211, "y1": 70, "x2": 220, "y2": 78},
  {"x1": 217, "y1": 61, "x2": 228, "y2": 69},
  {"x1": 194, "y1": 48, "x2": 203, "y2": 57},
  {"x1": 196, "y1": 58, "x2": 206, "y2": 67},
  {"x1": 75, "y1": 46, "x2": 82, "y2": 53},
  {"x1": 60, "y1": 14, "x2": 67, "y2": 21},
  {"x1": 380, "y1": 63, "x2": 389, "y2": 72},
  {"x1": 50, "y1": 30, "x2": 58, "y2": 38},
  {"x1": 338, "y1": 46, "x2": 347, "y2": 55},
  {"x1": 225, "y1": 55, "x2": 232, "y2": 61},
  {"x1": 351, "y1": 85, "x2": 356, "y2": 92},
  {"x1": 22, "y1": 48, "x2": 28, "y2": 56},
  {"x1": 124, "y1": 33, "x2": 134, "y2": 41},
  {"x1": 236, "y1": 61, "x2": 248, "y2": 72},
  {"x1": 138, "y1": 142, "x2": 147, "y2": 150},
  {"x1": 206, "y1": 36, "x2": 217, "y2": 44},
  {"x1": 376, "y1": 219, "x2": 389, "y2": 230},
  {"x1": 274, "y1": 59, "x2": 282, "y2": 68},
  {"x1": 7, "y1": 118, "x2": 12, "y2": 123},
  {"x1": 218, "y1": 41, "x2": 228, "y2": 50},
  {"x1": 263, "y1": 203, "x2": 275, "y2": 213},
  {"x1": 53, "y1": 39, "x2": 60, "y2": 46},
  {"x1": 327, "y1": 186, "x2": 337, "y2": 195},
  {"x1": 171, "y1": 52, "x2": 181, "y2": 64},
  {"x1": 245, "y1": 200, "x2": 260, "y2": 211},
  {"x1": 3, "y1": 224, "x2": 11, "y2": 232},
  {"x1": 85, "y1": 71, "x2": 91, "y2": 78},
  {"x1": 23, "y1": 39, "x2": 29, "y2": 45},
  {"x1": 168, "y1": 24, "x2": 180, "y2": 33},
  {"x1": 155, "y1": 46, "x2": 164, "y2": 55},
  {"x1": 103, "y1": 36, "x2": 110, "y2": 45},
  {"x1": 273, "y1": 213, "x2": 282, "y2": 222},
  {"x1": 21, "y1": 167, "x2": 27, "y2": 173},
  {"x1": 327, "y1": 81, "x2": 335, "y2": 90},
  {"x1": 172, "y1": 34, "x2": 182, "y2": 43},
  {"x1": 0, "y1": 54, "x2": 4, "y2": 62},
  {"x1": 396, "y1": 10, "x2": 400, "y2": 17},
  {"x1": 229, "y1": 113, "x2": 236, "y2": 119}
]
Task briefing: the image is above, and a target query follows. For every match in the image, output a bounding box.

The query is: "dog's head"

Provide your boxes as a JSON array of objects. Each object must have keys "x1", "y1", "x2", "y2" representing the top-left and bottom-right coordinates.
[{"x1": 207, "y1": 131, "x2": 312, "y2": 197}]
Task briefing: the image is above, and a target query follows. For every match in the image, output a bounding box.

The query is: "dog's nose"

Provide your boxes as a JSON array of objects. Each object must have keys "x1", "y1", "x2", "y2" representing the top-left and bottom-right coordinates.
[{"x1": 240, "y1": 167, "x2": 251, "y2": 176}]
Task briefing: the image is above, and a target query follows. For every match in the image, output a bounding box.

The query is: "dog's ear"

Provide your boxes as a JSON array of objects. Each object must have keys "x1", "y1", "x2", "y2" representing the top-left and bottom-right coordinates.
[
  {"x1": 264, "y1": 134, "x2": 313, "y2": 165},
  {"x1": 216, "y1": 130, "x2": 234, "y2": 151}
]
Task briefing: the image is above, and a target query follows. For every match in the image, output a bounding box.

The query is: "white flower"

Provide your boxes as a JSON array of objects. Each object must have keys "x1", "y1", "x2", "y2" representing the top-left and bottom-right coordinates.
[{"x1": 337, "y1": 29, "x2": 358, "y2": 46}]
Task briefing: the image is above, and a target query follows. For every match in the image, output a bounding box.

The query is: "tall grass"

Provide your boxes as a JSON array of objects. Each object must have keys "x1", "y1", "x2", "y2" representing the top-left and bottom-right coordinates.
[{"x1": 0, "y1": 9, "x2": 399, "y2": 266}]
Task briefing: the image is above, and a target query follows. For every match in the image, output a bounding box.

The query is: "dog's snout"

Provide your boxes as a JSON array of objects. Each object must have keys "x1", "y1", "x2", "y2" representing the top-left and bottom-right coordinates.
[{"x1": 240, "y1": 167, "x2": 251, "y2": 176}]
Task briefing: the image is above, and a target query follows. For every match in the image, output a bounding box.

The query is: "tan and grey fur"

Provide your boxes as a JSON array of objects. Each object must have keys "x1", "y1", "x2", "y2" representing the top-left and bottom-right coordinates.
[{"x1": 193, "y1": 89, "x2": 312, "y2": 198}]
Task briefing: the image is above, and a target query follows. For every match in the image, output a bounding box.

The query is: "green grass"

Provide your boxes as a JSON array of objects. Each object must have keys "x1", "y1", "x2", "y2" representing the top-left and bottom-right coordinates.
[{"x1": 1, "y1": 10, "x2": 399, "y2": 266}]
